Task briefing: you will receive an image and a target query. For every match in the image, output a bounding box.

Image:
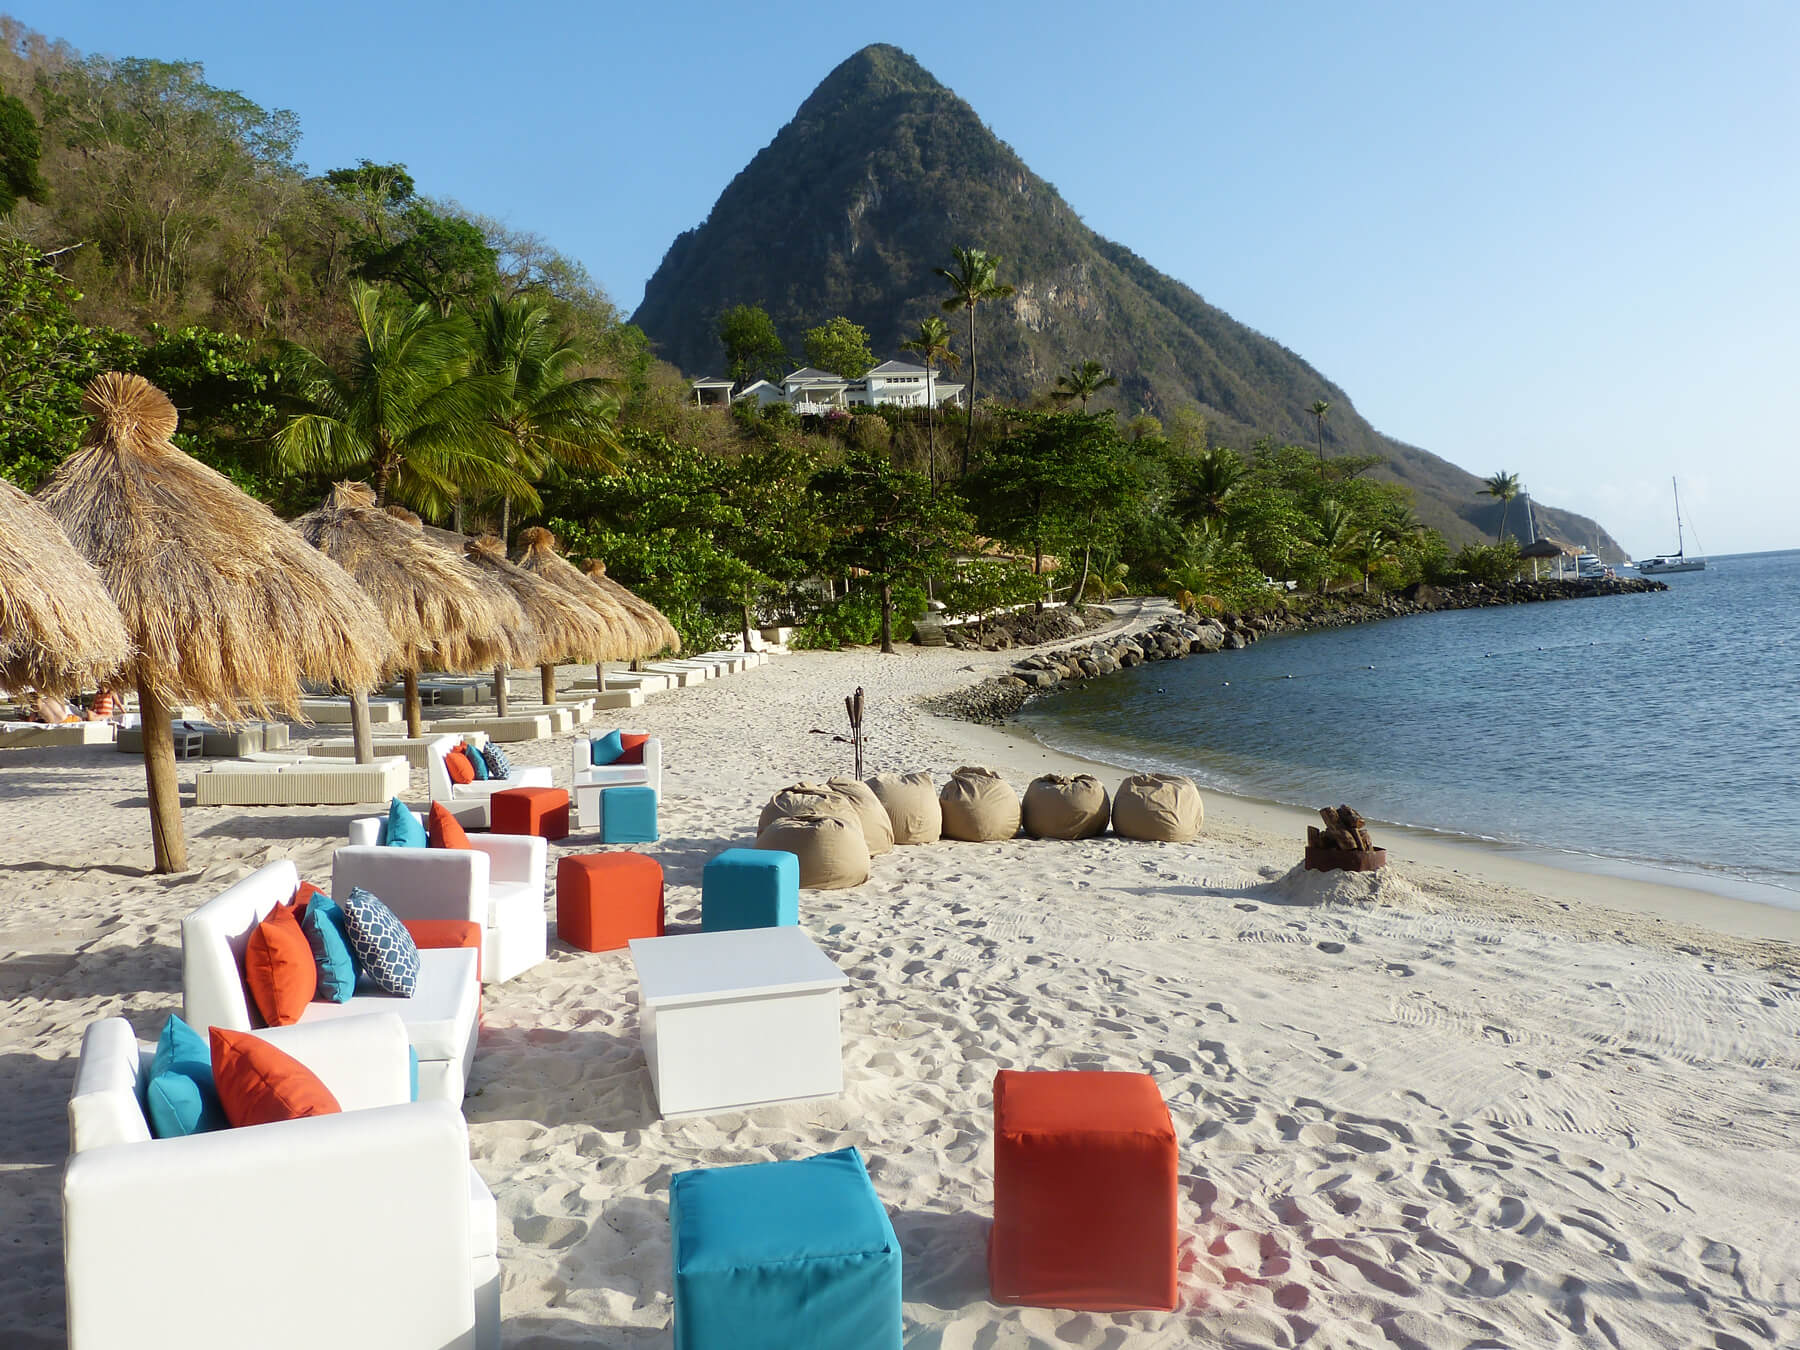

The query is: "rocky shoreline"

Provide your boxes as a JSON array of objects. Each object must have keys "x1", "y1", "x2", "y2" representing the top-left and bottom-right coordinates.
[{"x1": 923, "y1": 575, "x2": 1668, "y2": 724}]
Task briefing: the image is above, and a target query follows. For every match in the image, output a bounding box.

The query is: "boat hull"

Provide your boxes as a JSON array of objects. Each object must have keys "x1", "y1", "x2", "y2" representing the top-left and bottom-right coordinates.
[{"x1": 1636, "y1": 558, "x2": 1705, "y2": 574}]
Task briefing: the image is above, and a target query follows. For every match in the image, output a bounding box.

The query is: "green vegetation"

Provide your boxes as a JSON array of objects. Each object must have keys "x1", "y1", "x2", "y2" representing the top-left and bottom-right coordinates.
[
  {"x1": 1481, "y1": 470, "x2": 1522, "y2": 541},
  {"x1": 898, "y1": 315, "x2": 958, "y2": 488},
  {"x1": 801, "y1": 315, "x2": 875, "y2": 379},
  {"x1": 934, "y1": 245, "x2": 1014, "y2": 474},
  {"x1": 715, "y1": 303, "x2": 787, "y2": 384},
  {"x1": 1050, "y1": 360, "x2": 1119, "y2": 407}
]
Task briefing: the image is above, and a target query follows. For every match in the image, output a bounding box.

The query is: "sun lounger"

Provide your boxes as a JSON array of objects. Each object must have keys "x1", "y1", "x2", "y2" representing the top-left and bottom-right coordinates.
[
  {"x1": 309, "y1": 731, "x2": 486, "y2": 771},
  {"x1": 297, "y1": 696, "x2": 403, "y2": 725},
  {"x1": 430, "y1": 713, "x2": 552, "y2": 743},
  {"x1": 192, "y1": 755, "x2": 409, "y2": 806},
  {"x1": 0, "y1": 720, "x2": 116, "y2": 749}
]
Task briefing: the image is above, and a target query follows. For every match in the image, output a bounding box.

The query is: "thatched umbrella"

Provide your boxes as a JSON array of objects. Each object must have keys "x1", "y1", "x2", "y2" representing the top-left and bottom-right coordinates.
[
  {"x1": 1517, "y1": 536, "x2": 1574, "y2": 580},
  {"x1": 37, "y1": 373, "x2": 391, "y2": 873},
  {"x1": 458, "y1": 534, "x2": 617, "y2": 718},
  {"x1": 511, "y1": 527, "x2": 635, "y2": 704},
  {"x1": 295, "y1": 483, "x2": 523, "y2": 747},
  {"x1": 581, "y1": 557, "x2": 681, "y2": 678},
  {"x1": 0, "y1": 479, "x2": 133, "y2": 696}
]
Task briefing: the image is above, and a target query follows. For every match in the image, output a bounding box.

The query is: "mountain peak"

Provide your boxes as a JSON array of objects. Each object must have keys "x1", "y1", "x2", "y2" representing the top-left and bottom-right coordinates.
[{"x1": 802, "y1": 44, "x2": 945, "y2": 106}]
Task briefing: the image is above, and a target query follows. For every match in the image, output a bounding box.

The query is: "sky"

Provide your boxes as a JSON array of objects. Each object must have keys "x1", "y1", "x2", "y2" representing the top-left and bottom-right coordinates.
[{"x1": 11, "y1": 1, "x2": 1798, "y2": 556}]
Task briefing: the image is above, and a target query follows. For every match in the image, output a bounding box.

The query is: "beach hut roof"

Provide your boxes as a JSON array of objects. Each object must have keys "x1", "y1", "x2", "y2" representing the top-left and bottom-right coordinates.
[
  {"x1": 36, "y1": 373, "x2": 391, "y2": 719},
  {"x1": 1517, "y1": 537, "x2": 1575, "y2": 560},
  {"x1": 294, "y1": 482, "x2": 523, "y2": 673},
  {"x1": 580, "y1": 556, "x2": 682, "y2": 656},
  {"x1": 457, "y1": 532, "x2": 618, "y2": 666},
  {"x1": 512, "y1": 527, "x2": 642, "y2": 663},
  {"x1": 0, "y1": 479, "x2": 133, "y2": 695}
]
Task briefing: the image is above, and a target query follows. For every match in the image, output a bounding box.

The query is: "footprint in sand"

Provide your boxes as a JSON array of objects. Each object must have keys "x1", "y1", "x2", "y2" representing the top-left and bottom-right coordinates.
[{"x1": 1316, "y1": 941, "x2": 1345, "y2": 954}]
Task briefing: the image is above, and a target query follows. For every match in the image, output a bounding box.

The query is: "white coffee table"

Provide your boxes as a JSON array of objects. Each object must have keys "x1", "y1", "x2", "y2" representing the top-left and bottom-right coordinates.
[
  {"x1": 628, "y1": 926, "x2": 849, "y2": 1117},
  {"x1": 574, "y1": 768, "x2": 650, "y2": 828}
]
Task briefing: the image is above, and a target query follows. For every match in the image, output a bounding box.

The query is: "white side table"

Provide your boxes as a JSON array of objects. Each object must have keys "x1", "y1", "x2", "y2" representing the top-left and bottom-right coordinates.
[{"x1": 628, "y1": 926, "x2": 849, "y2": 1117}]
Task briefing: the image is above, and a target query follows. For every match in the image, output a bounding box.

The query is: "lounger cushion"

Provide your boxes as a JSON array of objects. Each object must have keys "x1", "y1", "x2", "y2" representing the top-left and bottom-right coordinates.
[
  {"x1": 300, "y1": 892, "x2": 359, "y2": 1004},
  {"x1": 589, "y1": 729, "x2": 625, "y2": 765},
  {"x1": 339, "y1": 887, "x2": 421, "y2": 997},
  {"x1": 243, "y1": 901, "x2": 316, "y2": 1027},
  {"x1": 463, "y1": 740, "x2": 489, "y2": 779},
  {"x1": 427, "y1": 801, "x2": 473, "y2": 850},
  {"x1": 145, "y1": 1014, "x2": 226, "y2": 1139},
  {"x1": 209, "y1": 1027, "x2": 341, "y2": 1127},
  {"x1": 382, "y1": 796, "x2": 427, "y2": 848}
]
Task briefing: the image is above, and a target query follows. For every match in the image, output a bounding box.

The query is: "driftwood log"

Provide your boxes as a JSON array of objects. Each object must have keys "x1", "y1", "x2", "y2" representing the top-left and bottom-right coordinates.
[{"x1": 1307, "y1": 804, "x2": 1376, "y2": 852}]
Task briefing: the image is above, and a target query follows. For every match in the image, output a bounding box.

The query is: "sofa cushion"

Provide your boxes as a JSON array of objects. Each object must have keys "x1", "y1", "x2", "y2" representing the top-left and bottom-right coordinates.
[
  {"x1": 467, "y1": 1165, "x2": 498, "y2": 1261},
  {"x1": 296, "y1": 947, "x2": 478, "y2": 1062},
  {"x1": 243, "y1": 902, "x2": 316, "y2": 1027},
  {"x1": 145, "y1": 1014, "x2": 227, "y2": 1139},
  {"x1": 617, "y1": 732, "x2": 649, "y2": 765},
  {"x1": 480, "y1": 743, "x2": 513, "y2": 779},
  {"x1": 444, "y1": 746, "x2": 477, "y2": 785},
  {"x1": 301, "y1": 891, "x2": 360, "y2": 1004},
  {"x1": 427, "y1": 801, "x2": 473, "y2": 850},
  {"x1": 210, "y1": 1027, "x2": 341, "y2": 1126},
  {"x1": 403, "y1": 919, "x2": 483, "y2": 982},
  {"x1": 69, "y1": 1018, "x2": 153, "y2": 1152},
  {"x1": 463, "y1": 740, "x2": 490, "y2": 779},
  {"x1": 589, "y1": 729, "x2": 624, "y2": 765},
  {"x1": 339, "y1": 887, "x2": 421, "y2": 997},
  {"x1": 382, "y1": 796, "x2": 427, "y2": 848}
]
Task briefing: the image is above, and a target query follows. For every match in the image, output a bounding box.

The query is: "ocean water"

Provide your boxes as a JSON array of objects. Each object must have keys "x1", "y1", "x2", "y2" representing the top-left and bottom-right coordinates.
[{"x1": 1017, "y1": 550, "x2": 1800, "y2": 905}]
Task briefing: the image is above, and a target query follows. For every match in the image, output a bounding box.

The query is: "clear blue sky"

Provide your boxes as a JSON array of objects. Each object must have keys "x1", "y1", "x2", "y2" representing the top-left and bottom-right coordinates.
[{"x1": 12, "y1": 1, "x2": 1797, "y2": 555}]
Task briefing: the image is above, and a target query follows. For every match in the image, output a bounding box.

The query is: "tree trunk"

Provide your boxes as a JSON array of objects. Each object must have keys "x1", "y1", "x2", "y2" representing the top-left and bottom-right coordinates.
[
  {"x1": 1033, "y1": 536, "x2": 1045, "y2": 613},
  {"x1": 540, "y1": 663, "x2": 556, "y2": 705},
  {"x1": 348, "y1": 688, "x2": 374, "y2": 765},
  {"x1": 925, "y1": 365, "x2": 937, "y2": 492},
  {"x1": 402, "y1": 668, "x2": 423, "y2": 738},
  {"x1": 961, "y1": 306, "x2": 977, "y2": 476},
  {"x1": 452, "y1": 501, "x2": 464, "y2": 534},
  {"x1": 138, "y1": 678, "x2": 187, "y2": 874},
  {"x1": 1074, "y1": 538, "x2": 1094, "y2": 609},
  {"x1": 494, "y1": 665, "x2": 510, "y2": 717},
  {"x1": 499, "y1": 496, "x2": 511, "y2": 548},
  {"x1": 880, "y1": 580, "x2": 895, "y2": 655},
  {"x1": 742, "y1": 603, "x2": 754, "y2": 656}
]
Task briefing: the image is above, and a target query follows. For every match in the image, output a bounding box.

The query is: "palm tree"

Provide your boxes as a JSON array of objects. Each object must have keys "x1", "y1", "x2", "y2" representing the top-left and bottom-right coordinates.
[
  {"x1": 1347, "y1": 527, "x2": 1397, "y2": 593},
  {"x1": 1481, "y1": 471, "x2": 1522, "y2": 541},
  {"x1": 935, "y1": 246, "x2": 1014, "y2": 475},
  {"x1": 1312, "y1": 499, "x2": 1362, "y2": 593},
  {"x1": 1179, "y1": 446, "x2": 1247, "y2": 523},
  {"x1": 272, "y1": 281, "x2": 522, "y2": 516},
  {"x1": 1308, "y1": 399, "x2": 1331, "y2": 478},
  {"x1": 470, "y1": 293, "x2": 624, "y2": 542},
  {"x1": 1050, "y1": 360, "x2": 1119, "y2": 407},
  {"x1": 899, "y1": 316, "x2": 960, "y2": 490}
]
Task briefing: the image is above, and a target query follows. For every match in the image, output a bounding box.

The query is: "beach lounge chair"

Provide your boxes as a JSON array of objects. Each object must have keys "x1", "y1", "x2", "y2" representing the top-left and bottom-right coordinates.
[
  {"x1": 180, "y1": 859, "x2": 480, "y2": 1103},
  {"x1": 425, "y1": 733, "x2": 553, "y2": 828},
  {"x1": 64, "y1": 1012, "x2": 498, "y2": 1350},
  {"x1": 340, "y1": 809, "x2": 549, "y2": 983}
]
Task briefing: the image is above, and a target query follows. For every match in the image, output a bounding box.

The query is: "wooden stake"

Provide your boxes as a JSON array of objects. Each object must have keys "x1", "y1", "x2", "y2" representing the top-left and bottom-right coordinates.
[
  {"x1": 137, "y1": 677, "x2": 187, "y2": 874},
  {"x1": 348, "y1": 688, "x2": 374, "y2": 765},
  {"x1": 494, "y1": 665, "x2": 510, "y2": 717},
  {"x1": 540, "y1": 663, "x2": 556, "y2": 705},
  {"x1": 402, "y1": 668, "x2": 423, "y2": 739},
  {"x1": 595, "y1": 661, "x2": 606, "y2": 693}
]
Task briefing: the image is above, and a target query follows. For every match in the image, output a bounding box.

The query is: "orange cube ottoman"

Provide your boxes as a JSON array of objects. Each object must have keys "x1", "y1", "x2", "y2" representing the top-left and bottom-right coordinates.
[
  {"x1": 402, "y1": 919, "x2": 483, "y2": 981},
  {"x1": 492, "y1": 785, "x2": 570, "y2": 841},
  {"x1": 556, "y1": 852, "x2": 665, "y2": 952},
  {"x1": 988, "y1": 1069, "x2": 1178, "y2": 1311}
]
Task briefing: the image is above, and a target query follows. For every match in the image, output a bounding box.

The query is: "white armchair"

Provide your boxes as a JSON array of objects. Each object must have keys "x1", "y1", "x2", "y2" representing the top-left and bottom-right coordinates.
[
  {"x1": 572, "y1": 730, "x2": 662, "y2": 796},
  {"x1": 64, "y1": 1013, "x2": 499, "y2": 1350},
  {"x1": 180, "y1": 859, "x2": 480, "y2": 1104},
  {"x1": 339, "y1": 811, "x2": 548, "y2": 983},
  {"x1": 427, "y1": 734, "x2": 553, "y2": 829}
]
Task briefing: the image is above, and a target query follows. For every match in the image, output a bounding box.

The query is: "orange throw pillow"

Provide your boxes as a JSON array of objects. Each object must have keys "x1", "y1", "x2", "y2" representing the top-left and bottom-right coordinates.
[
  {"x1": 243, "y1": 901, "x2": 317, "y2": 1027},
  {"x1": 292, "y1": 880, "x2": 325, "y2": 924},
  {"x1": 403, "y1": 918, "x2": 483, "y2": 981},
  {"x1": 427, "y1": 800, "x2": 473, "y2": 849},
  {"x1": 617, "y1": 732, "x2": 649, "y2": 765},
  {"x1": 210, "y1": 1027, "x2": 341, "y2": 1127},
  {"x1": 444, "y1": 746, "x2": 476, "y2": 785}
]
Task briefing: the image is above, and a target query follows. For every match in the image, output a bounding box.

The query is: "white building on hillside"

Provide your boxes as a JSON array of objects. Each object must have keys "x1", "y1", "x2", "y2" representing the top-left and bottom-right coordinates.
[{"x1": 691, "y1": 359, "x2": 965, "y2": 413}]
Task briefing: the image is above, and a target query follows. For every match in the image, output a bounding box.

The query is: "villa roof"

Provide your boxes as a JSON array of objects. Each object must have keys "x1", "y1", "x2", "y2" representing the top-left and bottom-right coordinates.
[
  {"x1": 867, "y1": 359, "x2": 927, "y2": 376},
  {"x1": 690, "y1": 375, "x2": 734, "y2": 388},
  {"x1": 783, "y1": 367, "x2": 846, "y2": 384}
]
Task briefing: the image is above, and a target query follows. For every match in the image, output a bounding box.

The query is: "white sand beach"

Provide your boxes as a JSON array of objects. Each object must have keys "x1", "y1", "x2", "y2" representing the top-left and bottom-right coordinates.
[{"x1": 4, "y1": 619, "x2": 1799, "y2": 1348}]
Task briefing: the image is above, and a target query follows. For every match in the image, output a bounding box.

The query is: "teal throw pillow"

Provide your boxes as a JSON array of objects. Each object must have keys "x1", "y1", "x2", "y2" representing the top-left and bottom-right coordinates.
[
  {"x1": 590, "y1": 729, "x2": 624, "y2": 765},
  {"x1": 145, "y1": 1014, "x2": 227, "y2": 1139},
  {"x1": 464, "y1": 740, "x2": 490, "y2": 780},
  {"x1": 301, "y1": 891, "x2": 360, "y2": 1002},
  {"x1": 383, "y1": 797, "x2": 427, "y2": 848},
  {"x1": 339, "y1": 886, "x2": 421, "y2": 997}
]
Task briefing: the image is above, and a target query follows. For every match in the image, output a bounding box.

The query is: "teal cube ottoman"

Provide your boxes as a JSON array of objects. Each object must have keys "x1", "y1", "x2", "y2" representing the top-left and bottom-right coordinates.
[
  {"x1": 701, "y1": 848, "x2": 798, "y2": 932},
  {"x1": 599, "y1": 785, "x2": 658, "y2": 844},
  {"x1": 670, "y1": 1146, "x2": 901, "y2": 1350}
]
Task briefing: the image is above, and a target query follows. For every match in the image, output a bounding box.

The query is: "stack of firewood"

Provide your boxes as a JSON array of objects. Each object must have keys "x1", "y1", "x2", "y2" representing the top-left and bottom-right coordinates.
[{"x1": 1308, "y1": 805, "x2": 1376, "y2": 853}]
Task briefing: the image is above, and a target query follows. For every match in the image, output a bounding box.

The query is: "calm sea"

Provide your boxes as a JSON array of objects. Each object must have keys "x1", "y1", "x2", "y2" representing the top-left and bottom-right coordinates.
[{"x1": 1017, "y1": 550, "x2": 1800, "y2": 906}]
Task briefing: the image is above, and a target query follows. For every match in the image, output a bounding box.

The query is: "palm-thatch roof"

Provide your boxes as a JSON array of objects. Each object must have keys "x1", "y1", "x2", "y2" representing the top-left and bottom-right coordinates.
[
  {"x1": 36, "y1": 373, "x2": 391, "y2": 719},
  {"x1": 456, "y1": 533, "x2": 618, "y2": 665},
  {"x1": 0, "y1": 479, "x2": 133, "y2": 695},
  {"x1": 580, "y1": 557, "x2": 682, "y2": 656},
  {"x1": 1517, "y1": 537, "x2": 1575, "y2": 560},
  {"x1": 294, "y1": 482, "x2": 523, "y2": 673},
  {"x1": 511, "y1": 527, "x2": 638, "y2": 663}
]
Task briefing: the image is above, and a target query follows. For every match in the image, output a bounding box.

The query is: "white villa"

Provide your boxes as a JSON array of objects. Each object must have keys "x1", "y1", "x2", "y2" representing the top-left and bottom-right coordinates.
[{"x1": 692, "y1": 360, "x2": 965, "y2": 414}]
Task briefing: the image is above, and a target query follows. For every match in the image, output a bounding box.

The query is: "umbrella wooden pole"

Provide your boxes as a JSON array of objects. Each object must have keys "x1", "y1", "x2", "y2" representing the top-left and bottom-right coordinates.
[
  {"x1": 595, "y1": 661, "x2": 606, "y2": 693},
  {"x1": 137, "y1": 677, "x2": 187, "y2": 874},
  {"x1": 540, "y1": 663, "x2": 556, "y2": 705},
  {"x1": 348, "y1": 688, "x2": 374, "y2": 765},
  {"x1": 494, "y1": 665, "x2": 510, "y2": 717},
  {"x1": 402, "y1": 668, "x2": 423, "y2": 739}
]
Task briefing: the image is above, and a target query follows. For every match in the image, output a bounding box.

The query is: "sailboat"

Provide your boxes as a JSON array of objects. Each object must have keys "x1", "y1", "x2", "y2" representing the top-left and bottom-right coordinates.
[{"x1": 1635, "y1": 478, "x2": 1706, "y2": 574}]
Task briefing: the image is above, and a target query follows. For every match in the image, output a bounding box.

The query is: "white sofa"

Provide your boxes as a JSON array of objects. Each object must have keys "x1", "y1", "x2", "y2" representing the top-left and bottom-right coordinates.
[
  {"x1": 339, "y1": 813, "x2": 548, "y2": 984},
  {"x1": 180, "y1": 859, "x2": 480, "y2": 1103},
  {"x1": 427, "y1": 733, "x2": 553, "y2": 829},
  {"x1": 572, "y1": 729, "x2": 662, "y2": 797},
  {"x1": 64, "y1": 1013, "x2": 498, "y2": 1350}
]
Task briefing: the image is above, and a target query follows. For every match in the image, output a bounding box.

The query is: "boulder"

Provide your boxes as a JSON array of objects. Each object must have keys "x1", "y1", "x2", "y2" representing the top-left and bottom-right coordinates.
[
  {"x1": 755, "y1": 813, "x2": 870, "y2": 889},
  {"x1": 1112, "y1": 773, "x2": 1204, "y2": 843},
  {"x1": 867, "y1": 770, "x2": 943, "y2": 844},
  {"x1": 939, "y1": 766, "x2": 1022, "y2": 843},
  {"x1": 1021, "y1": 774, "x2": 1111, "y2": 839},
  {"x1": 827, "y1": 776, "x2": 895, "y2": 854}
]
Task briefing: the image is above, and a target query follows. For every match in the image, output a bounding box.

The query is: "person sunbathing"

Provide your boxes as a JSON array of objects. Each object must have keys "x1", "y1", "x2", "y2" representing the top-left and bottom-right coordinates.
[
  {"x1": 85, "y1": 687, "x2": 118, "y2": 721},
  {"x1": 30, "y1": 694, "x2": 76, "y2": 723}
]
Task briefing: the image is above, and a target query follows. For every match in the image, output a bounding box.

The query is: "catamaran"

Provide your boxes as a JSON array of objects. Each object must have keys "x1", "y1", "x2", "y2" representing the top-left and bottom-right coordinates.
[{"x1": 1635, "y1": 478, "x2": 1706, "y2": 574}]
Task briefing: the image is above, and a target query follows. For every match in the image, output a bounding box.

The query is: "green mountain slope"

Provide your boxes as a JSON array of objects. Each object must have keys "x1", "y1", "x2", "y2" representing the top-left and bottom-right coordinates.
[{"x1": 633, "y1": 45, "x2": 1621, "y2": 556}]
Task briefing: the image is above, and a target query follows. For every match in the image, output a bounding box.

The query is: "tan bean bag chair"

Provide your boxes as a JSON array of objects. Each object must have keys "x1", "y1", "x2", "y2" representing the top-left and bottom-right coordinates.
[
  {"x1": 827, "y1": 776, "x2": 894, "y2": 854},
  {"x1": 1112, "y1": 773, "x2": 1203, "y2": 842},
  {"x1": 939, "y1": 766, "x2": 1021, "y2": 843},
  {"x1": 758, "y1": 784, "x2": 866, "y2": 839},
  {"x1": 866, "y1": 770, "x2": 942, "y2": 845},
  {"x1": 1022, "y1": 773, "x2": 1111, "y2": 839},
  {"x1": 755, "y1": 813, "x2": 871, "y2": 889}
]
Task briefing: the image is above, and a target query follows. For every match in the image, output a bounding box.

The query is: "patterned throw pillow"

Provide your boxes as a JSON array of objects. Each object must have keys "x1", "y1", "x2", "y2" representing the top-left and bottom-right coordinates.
[
  {"x1": 338, "y1": 887, "x2": 420, "y2": 997},
  {"x1": 481, "y1": 742, "x2": 513, "y2": 780}
]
